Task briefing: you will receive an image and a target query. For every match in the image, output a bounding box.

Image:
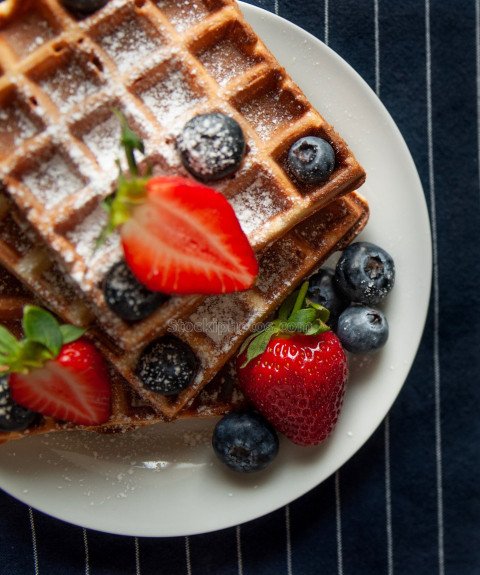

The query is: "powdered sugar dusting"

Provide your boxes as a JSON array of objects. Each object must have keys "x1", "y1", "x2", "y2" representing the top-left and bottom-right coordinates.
[
  {"x1": 241, "y1": 90, "x2": 304, "y2": 141},
  {"x1": 199, "y1": 40, "x2": 256, "y2": 87},
  {"x1": 21, "y1": 152, "x2": 85, "y2": 209},
  {"x1": 139, "y1": 68, "x2": 204, "y2": 125},
  {"x1": 39, "y1": 54, "x2": 103, "y2": 113},
  {"x1": 189, "y1": 294, "x2": 254, "y2": 351},
  {"x1": 256, "y1": 237, "x2": 305, "y2": 297},
  {"x1": 0, "y1": 98, "x2": 41, "y2": 156},
  {"x1": 98, "y1": 16, "x2": 164, "y2": 73},
  {"x1": 296, "y1": 207, "x2": 340, "y2": 248},
  {"x1": 82, "y1": 113, "x2": 122, "y2": 172},
  {"x1": 155, "y1": 0, "x2": 209, "y2": 32},
  {"x1": 229, "y1": 172, "x2": 289, "y2": 236},
  {"x1": 2, "y1": 12, "x2": 56, "y2": 58},
  {"x1": 182, "y1": 430, "x2": 210, "y2": 447},
  {"x1": 66, "y1": 204, "x2": 119, "y2": 263},
  {"x1": 177, "y1": 113, "x2": 244, "y2": 179}
]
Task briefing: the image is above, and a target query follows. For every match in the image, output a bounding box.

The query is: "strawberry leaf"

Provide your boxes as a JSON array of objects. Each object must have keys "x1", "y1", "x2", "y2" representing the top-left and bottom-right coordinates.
[
  {"x1": 237, "y1": 279, "x2": 332, "y2": 368},
  {"x1": 278, "y1": 291, "x2": 298, "y2": 322},
  {"x1": 285, "y1": 308, "x2": 318, "y2": 332},
  {"x1": 304, "y1": 319, "x2": 331, "y2": 336},
  {"x1": 238, "y1": 331, "x2": 258, "y2": 357},
  {"x1": 0, "y1": 325, "x2": 20, "y2": 356},
  {"x1": 305, "y1": 298, "x2": 330, "y2": 324},
  {"x1": 240, "y1": 322, "x2": 280, "y2": 368},
  {"x1": 1, "y1": 340, "x2": 53, "y2": 373},
  {"x1": 60, "y1": 325, "x2": 85, "y2": 344},
  {"x1": 96, "y1": 115, "x2": 149, "y2": 246},
  {"x1": 22, "y1": 305, "x2": 62, "y2": 357}
]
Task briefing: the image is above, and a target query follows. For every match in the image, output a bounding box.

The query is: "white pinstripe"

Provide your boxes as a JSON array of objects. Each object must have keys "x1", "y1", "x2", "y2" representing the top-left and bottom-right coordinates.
[
  {"x1": 185, "y1": 536, "x2": 192, "y2": 575},
  {"x1": 236, "y1": 526, "x2": 243, "y2": 575},
  {"x1": 271, "y1": 8, "x2": 294, "y2": 573},
  {"x1": 385, "y1": 416, "x2": 394, "y2": 575},
  {"x1": 374, "y1": 3, "x2": 394, "y2": 573},
  {"x1": 326, "y1": 5, "x2": 343, "y2": 574},
  {"x1": 83, "y1": 528, "x2": 90, "y2": 575},
  {"x1": 272, "y1": 6, "x2": 294, "y2": 572},
  {"x1": 134, "y1": 537, "x2": 141, "y2": 575},
  {"x1": 285, "y1": 505, "x2": 293, "y2": 575},
  {"x1": 28, "y1": 507, "x2": 39, "y2": 575},
  {"x1": 425, "y1": 2, "x2": 445, "y2": 574},
  {"x1": 334, "y1": 472, "x2": 343, "y2": 575}
]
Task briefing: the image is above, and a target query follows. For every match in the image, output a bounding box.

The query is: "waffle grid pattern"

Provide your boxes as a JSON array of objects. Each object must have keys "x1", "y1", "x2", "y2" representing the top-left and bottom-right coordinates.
[
  {"x1": 0, "y1": 281, "x2": 248, "y2": 447},
  {"x1": 0, "y1": 0, "x2": 365, "y2": 352},
  {"x1": 0, "y1": 187, "x2": 369, "y2": 420}
]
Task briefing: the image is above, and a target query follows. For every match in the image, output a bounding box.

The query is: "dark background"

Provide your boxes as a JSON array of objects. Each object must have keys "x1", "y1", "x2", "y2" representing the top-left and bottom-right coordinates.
[{"x1": 1, "y1": 1, "x2": 479, "y2": 573}]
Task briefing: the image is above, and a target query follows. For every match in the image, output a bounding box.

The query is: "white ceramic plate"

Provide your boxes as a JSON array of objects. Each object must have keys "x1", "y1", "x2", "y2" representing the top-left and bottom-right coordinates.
[{"x1": 0, "y1": 4, "x2": 431, "y2": 537}]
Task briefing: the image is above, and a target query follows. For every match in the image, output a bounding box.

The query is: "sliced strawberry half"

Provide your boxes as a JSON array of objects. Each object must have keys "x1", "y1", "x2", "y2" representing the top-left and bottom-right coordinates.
[
  {"x1": 0, "y1": 306, "x2": 112, "y2": 427},
  {"x1": 99, "y1": 115, "x2": 258, "y2": 295},
  {"x1": 9, "y1": 339, "x2": 111, "y2": 426},
  {"x1": 121, "y1": 176, "x2": 258, "y2": 294}
]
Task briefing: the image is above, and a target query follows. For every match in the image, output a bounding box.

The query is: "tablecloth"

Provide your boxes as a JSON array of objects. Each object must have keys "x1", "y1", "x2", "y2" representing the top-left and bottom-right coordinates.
[{"x1": 1, "y1": 0, "x2": 479, "y2": 573}]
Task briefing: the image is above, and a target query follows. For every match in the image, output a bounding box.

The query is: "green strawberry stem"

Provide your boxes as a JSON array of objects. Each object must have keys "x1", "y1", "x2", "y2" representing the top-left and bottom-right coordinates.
[
  {"x1": 96, "y1": 113, "x2": 150, "y2": 247},
  {"x1": 290, "y1": 281, "x2": 309, "y2": 316},
  {"x1": 0, "y1": 306, "x2": 85, "y2": 374},
  {"x1": 239, "y1": 281, "x2": 331, "y2": 368},
  {"x1": 114, "y1": 110, "x2": 144, "y2": 177}
]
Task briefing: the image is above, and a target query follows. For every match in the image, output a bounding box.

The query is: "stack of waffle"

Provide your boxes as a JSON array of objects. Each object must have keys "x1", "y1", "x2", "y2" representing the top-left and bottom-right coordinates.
[{"x1": 0, "y1": 0, "x2": 368, "y2": 444}]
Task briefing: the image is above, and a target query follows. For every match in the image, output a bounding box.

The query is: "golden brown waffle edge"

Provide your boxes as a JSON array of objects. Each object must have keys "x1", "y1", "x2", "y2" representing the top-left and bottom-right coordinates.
[
  {"x1": 0, "y1": 191, "x2": 369, "y2": 442},
  {"x1": 0, "y1": 0, "x2": 366, "y2": 354}
]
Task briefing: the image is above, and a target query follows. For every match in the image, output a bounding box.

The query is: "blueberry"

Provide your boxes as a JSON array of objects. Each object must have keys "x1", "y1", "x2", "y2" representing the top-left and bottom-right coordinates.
[
  {"x1": 287, "y1": 136, "x2": 335, "y2": 185},
  {"x1": 103, "y1": 261, "x2": 168, "y2": 322},
  {"x1": 0, "y1": 375, "x2": 38, "y2": 433},
  {"x1": 177, "y1": 113, "x2": 246, "y2": 182},
  {"x1": 136, "y1": 336, "x2": 198, "y2": 395},
  {"x1": 335, "y1": 242, "x2": 395, "y2": 305},
  {"x1": 212, "y1": 411, "x2": 279, "y2": 473},
  {"x1": 337, "y1": 305, "x2": 389, "y2": 354},
  {"x1": 60, "y1": 0, "x2": 109, "y2": 14},
  {"x1": 307, "y1": 268, "x2": 349, "y2": 328}
]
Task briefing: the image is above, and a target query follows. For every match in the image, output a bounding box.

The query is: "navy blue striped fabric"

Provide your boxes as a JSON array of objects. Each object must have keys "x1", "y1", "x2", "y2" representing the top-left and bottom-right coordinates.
[{"x1": 1, "y1": 1, "x2": 479, "y2": 573}]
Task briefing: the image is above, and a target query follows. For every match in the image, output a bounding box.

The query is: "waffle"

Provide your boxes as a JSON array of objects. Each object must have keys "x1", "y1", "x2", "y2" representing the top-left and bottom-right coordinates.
[
  {"x1": 0, "y1": 0, "x2": 366, "y2": 353},
  {"x1": 0, "y1": 270, "x2": 248, "y2": 446},
  {"x1": 0, "y1": 189, "x2": 369, "y2": 420}
]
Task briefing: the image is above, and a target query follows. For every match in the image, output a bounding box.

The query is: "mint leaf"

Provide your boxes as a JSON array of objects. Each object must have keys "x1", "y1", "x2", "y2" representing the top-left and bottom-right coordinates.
[
  {"x1": 240, "y1": 323, "x2": 280, "y2": 368},
  {"x1": 22, "y1": 305, "x2": 62, "y2": 357},
  {"x1": 60, "y1": 324, "x2": 85, "y2": 344}
]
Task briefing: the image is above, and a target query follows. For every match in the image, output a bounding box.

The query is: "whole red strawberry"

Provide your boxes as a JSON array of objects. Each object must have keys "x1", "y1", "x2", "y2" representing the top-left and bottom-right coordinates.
[
  {"x1": 236, "y1": 282, "x2": 348, "y2": 446},
  {"x1": 100, "y1": 114, "x2": 258, "y2": 295},
  {"x1": 0, "y1": 306, "x2": 111, "y2": 426}
]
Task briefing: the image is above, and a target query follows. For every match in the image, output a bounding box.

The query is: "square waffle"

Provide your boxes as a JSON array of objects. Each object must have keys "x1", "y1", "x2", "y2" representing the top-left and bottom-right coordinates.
[
  {"x1": 0, "y1": 189, "x2": 369, "y2": 421},
  {"x1": 0, "y1": 0, "x2": 366, "y2": 353},
  {"x1": 0, "y1": 323, "x2": 247, "y2": 446}
]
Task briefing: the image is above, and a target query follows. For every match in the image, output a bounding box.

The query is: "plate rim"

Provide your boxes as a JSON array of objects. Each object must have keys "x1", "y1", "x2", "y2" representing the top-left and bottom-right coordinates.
[{"x1": 0, "y1": 2, "x2": 432, "y2": 537}]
